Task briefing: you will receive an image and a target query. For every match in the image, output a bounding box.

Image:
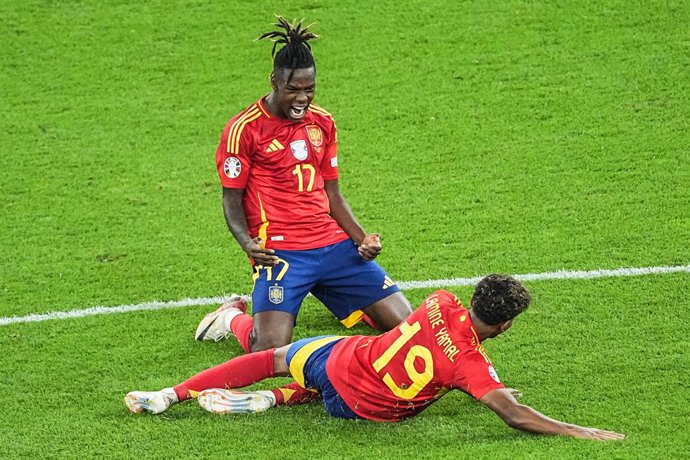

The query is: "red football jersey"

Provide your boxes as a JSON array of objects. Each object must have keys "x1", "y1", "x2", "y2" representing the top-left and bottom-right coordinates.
[
  {"x1": 215, "y1": 98, "x2": 349, "y2": 250},
  {"x1": 326, "y1": 290, "x2": 505, "y2": 422}
]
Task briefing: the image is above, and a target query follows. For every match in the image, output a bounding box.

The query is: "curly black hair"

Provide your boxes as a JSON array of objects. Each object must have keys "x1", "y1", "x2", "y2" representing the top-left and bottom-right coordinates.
[
  {"x1": 471, "y1": 274, "x2": 531, "y2": 325},
  {"x1": 257, "y1": 16, "x2": 318, "y2": 80}
]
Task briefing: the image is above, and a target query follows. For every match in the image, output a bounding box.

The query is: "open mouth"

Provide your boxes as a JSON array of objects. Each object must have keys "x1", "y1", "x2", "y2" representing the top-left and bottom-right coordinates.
[{"x1": 289, "y1": 105, "x2": 307, "y2": 119}]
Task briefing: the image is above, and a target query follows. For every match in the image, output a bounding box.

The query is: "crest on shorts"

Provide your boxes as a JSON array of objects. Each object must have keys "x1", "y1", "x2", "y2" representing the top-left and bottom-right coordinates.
[
  {"x1": 305, "y1": 125, "x2": 323, "y2": 148},
  {"x1": 269, "y1": 285, "x2": 284, "y2": 304},
  {"x1": 223, "y1": 157, "x2": 241, "y2": 179},
  {"x1": 290, "y1": 140, "x2": 308, "y2": 161}
]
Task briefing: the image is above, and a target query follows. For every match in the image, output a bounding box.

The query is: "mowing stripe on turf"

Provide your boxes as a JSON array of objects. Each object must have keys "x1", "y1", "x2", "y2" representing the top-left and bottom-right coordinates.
[{"x1": 1, "y1": 264, "x2": 688, "y2": 326}]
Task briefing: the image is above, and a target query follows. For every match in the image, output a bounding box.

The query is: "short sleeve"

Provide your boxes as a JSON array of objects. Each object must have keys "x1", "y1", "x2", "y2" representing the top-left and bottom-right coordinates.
[
  {"x1": 215, "y1": 121, "x2": 253, "y2": 188},
  {"x1": 451, "y1": 353, "x2": 505, "y2": 400},
  {"x1": 319, "y1": 119, "x2": 339, "y2": 181}
]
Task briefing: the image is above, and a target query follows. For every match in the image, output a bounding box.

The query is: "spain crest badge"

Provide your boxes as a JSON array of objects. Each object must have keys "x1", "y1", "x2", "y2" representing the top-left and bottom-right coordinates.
[
  {"x1": 306, "y1": 125, "x2": 323, "y2": 149},
  {"x1": 269, "y1": 285, "x2": 284, "y2": 304}
]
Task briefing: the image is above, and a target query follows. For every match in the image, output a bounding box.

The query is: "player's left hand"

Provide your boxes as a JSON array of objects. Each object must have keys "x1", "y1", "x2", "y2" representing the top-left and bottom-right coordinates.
[
  {"x1": 358, "y1": 233, "x2": 382, "y2": 260},
  {"x1": 572, "y1": 427, "x2": 626, "y2": 441},
  {"x1": 507, "y1": 388, "x2": 523, "y2": 399}
]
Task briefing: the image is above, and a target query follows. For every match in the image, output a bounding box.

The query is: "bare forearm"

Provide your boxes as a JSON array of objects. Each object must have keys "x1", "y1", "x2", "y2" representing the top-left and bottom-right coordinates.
[
  {"x1": 505, "y1": 404, "x2": 579, "y2": 436},
  {"x1": 222, "y1": 188, "x2": 252, "y2": 252},
  {"x1": 481, "y1": 389, "x2": 624, "y2": 441},
  {"x1": 222, "y1": 188, "x2": 278, "y2": 265},
  {"x1": 328, "y1": 192, "x2": 366, "y2": 244}
]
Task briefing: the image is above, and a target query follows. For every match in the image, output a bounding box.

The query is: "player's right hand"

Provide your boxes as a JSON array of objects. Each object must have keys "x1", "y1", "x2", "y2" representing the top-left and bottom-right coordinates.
[
  {"x1": 358, "y1": 233, "x2": 382, "y2": 261},
  {"x1": 244, "y1": 237, "x2": 279, "y2": 266}
]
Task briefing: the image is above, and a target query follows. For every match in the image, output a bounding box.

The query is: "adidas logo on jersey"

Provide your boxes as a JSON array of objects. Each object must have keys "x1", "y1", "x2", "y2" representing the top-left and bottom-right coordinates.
[
  {"x1": 265, "y1": 139, "x2": 285, "y2": 152},
  {"x1": 382, "y1": 276, "x2": 396, "y2": 289}
]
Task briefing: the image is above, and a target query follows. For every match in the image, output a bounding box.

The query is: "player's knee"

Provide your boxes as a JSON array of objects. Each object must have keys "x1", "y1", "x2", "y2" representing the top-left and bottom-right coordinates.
[
  {"x1": 249, "y1": 334, "x2": 291, "y2": 352},
  {"x1": 365, "y1": 293, "x2": 414, "y2": 330},
  {"x1": 377, "y1": 314, "x2": 406, "y2": 331},
  {"x1": 383, "y1": 292, "x2": 413, "y2": 313},
  {"x1": 251, "y1": 311, "x2": 295, "y2": 351}
]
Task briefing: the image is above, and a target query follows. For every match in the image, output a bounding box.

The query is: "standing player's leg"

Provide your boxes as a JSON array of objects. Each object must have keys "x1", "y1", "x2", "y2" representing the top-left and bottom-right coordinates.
[
  {"x1": 362, "y1": 291, "x2": 414, "y2": 330},
  {"x1": 195, "y1": 302, "x2": 296, "y2": 352},
  {"x1": 195, "y1": 255, "x2": 314, "y2": 352},
  {"x1": 246, "y1": 253, "x2": 317, "y2": 351},
  {"x1": 249, "y1": 310, "x2": 295, "y2": 351},
  {"x1": 312, "y1": 240, "x2": 414, "y2": 332}
]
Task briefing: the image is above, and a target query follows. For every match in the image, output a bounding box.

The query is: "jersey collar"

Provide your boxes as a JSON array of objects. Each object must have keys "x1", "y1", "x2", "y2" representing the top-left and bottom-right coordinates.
[{"x1": 257, "y1": 96, "x2": 272, "y2": 119}]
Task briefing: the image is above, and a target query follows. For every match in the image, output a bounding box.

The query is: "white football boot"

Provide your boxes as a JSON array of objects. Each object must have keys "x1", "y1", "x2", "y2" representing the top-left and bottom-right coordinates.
[
  {"x1": 124, "y1": 388, "x2": 178, "y2": 414},
  {"x1": 194, "y1": 294, "x2": 250, "y2": 342},
  {"x1": 197, "y1": 389, "x2": 276, "y2": 414}
]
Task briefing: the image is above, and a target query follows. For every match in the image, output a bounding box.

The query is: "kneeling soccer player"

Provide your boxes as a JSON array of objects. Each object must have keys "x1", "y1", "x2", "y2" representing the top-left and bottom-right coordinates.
[{"x1": 125, "y1": 274, "x2": 624, "y2": 441}]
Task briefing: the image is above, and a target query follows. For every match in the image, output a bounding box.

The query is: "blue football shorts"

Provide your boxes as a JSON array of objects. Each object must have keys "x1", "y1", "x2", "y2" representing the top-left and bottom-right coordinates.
[
  {"x1": 286, "y1": 335, "x2": 361, "y2": 419},
  {"x1": 251, "y1": 239, "x2": 401, "y2": 326}
]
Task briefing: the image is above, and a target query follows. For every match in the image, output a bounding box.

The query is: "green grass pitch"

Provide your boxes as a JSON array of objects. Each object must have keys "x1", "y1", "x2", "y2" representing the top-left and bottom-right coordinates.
[{"x1": 1, "y1": 0, "x2": 689, "y2": 458}]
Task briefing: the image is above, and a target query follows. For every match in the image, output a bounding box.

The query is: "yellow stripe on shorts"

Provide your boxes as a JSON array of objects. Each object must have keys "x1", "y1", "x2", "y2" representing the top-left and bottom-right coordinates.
[
  {"x1": 340, "y1": 309, "x2": 365, "y2": 328},
  {"x1": 289, "y1": 336, "x2": 345, "y2": 389}
]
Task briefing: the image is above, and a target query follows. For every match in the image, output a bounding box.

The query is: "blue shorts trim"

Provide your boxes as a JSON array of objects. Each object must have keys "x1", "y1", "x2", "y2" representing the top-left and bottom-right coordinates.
[
  {"x1": 286, "y1": 336, "x2": 361, "y2": 420},
  {"x1": 251, "y1": 239, "x2": 401, "y2": 324}
]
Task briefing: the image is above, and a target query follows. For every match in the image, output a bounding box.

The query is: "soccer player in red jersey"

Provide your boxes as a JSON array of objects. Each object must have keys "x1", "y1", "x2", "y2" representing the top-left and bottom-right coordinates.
[
  {"x1": 126, "y1": 275, "x2": 625, "y2": 441},
  {"x1": 195, "y1": 16, "x2": 414, "y2": 360}
]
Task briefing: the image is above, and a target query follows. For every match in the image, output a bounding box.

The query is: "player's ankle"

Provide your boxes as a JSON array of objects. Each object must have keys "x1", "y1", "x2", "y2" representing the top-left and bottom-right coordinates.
[
  {"x1": 255, "y1": 390, "x2": 277, "y2": 407},
  {"x1": 170, "y1": 386, "x2": 188, "y2": 402},
  {"x1": 225, "y1": 310, "x2": 245, "y2": 330},
  {"x1": 161, "y1": 387, "x2": 180, "y2": 406}
]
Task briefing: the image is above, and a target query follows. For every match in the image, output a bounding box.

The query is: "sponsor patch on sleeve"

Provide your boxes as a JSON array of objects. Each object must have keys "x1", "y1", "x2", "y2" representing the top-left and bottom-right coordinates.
[{"x1": 330, "y1": 157, "x2": 338, "y2": 167}]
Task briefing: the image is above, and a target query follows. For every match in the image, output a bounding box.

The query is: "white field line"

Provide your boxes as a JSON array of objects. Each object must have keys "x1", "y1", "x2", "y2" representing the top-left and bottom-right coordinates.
[{"x1": 1, "y1": 264, "x2": 688, "y2": 327}]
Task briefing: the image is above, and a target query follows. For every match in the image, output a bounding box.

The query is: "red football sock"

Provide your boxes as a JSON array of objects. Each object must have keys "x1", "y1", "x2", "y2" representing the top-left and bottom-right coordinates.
[
  {"x1": 270, "y1": 381, "x2": 322, "y2": 406},
  {"x1": 229, "y1": 313, "x2": 254, "y2": 353},
  {"x1": 173, "y1": 349, "x2": 275, "y2": 401}
]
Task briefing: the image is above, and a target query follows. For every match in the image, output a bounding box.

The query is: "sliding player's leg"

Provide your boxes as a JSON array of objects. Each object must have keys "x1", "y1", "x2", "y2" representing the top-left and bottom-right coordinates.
[
  {"x1": 241, "y1": 311, "x2": 322, "y2": 406},
  {"x1": 124, "y1": 345, "x2": 292, "y2": 415},
  {"x1": 198, "y1": 335, "x2": 358, "y2": 418}
]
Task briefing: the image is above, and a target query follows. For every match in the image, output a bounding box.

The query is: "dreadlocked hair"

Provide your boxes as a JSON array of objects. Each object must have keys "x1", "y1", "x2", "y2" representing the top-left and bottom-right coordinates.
[{"x1": 257, "y1": 16, "x2": 318, "y2": 80}]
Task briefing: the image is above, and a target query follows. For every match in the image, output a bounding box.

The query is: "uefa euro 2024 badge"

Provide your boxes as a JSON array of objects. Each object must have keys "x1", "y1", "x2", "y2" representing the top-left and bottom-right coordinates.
[
  {"x1": 224, "y1": 157, "x2": 241, "y2": 179},
  {"x1": 269, "y1": 285, "x2": 284, "y2": 304},
  {"x1": 290, "y1": 140, "x2": 308, "y2": 161}
]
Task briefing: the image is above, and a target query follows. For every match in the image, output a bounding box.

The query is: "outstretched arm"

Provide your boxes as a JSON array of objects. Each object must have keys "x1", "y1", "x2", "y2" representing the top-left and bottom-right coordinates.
[
  {"x1": 480, "y1": 388, "x2": 625, "y2": 441},
  {"x1": 324, "y1": 180, "x2": 381, "y2": 260}
]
